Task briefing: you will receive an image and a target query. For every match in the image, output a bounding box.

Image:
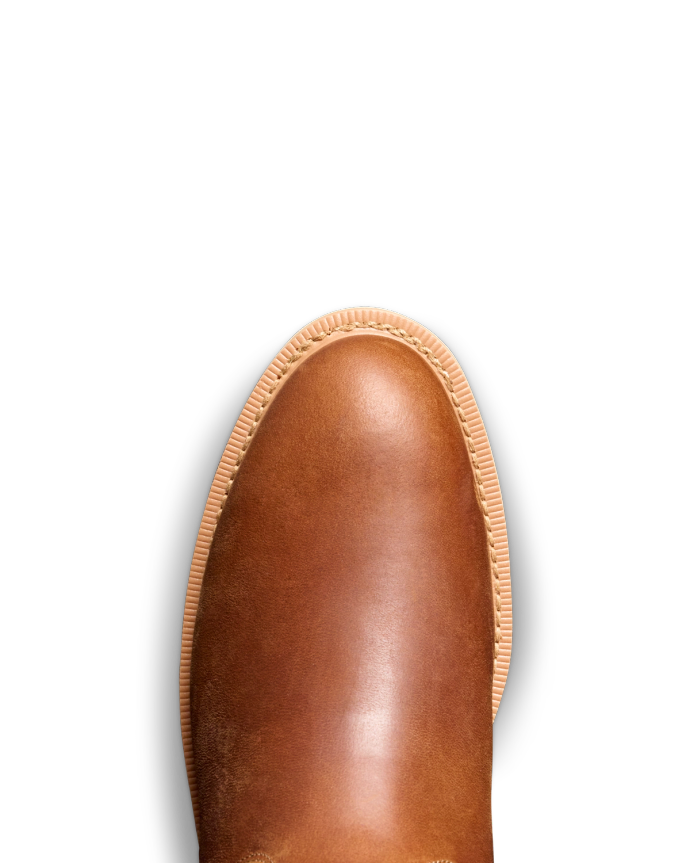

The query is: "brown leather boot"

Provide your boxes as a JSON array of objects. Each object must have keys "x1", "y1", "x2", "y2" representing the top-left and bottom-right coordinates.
[{"x1": 180, "y1": 308, "x2": 511, "y2": 863}]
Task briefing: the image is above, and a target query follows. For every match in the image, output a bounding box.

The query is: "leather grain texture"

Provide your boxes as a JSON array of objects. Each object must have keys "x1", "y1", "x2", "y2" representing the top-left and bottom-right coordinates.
[{"x1": 180, "y1": 309, "x2": 511, "y2": 862}]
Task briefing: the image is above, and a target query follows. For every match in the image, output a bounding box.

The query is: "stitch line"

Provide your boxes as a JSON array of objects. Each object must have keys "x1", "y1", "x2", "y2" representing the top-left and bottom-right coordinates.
[
  {"x1": 236, "y1": 856, "x2": 454, "y2": 863},
  {"x1": 214, "y1": 321, "x2": 502, "y2": 669},
  {"x1": 236, "y1": 854, "x2": 275, "y2": 863}
]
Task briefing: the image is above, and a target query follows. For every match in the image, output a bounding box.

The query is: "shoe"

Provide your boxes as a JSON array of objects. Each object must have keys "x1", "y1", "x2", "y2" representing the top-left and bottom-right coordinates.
[{"x1": 180, "y1": 308, "x2": 511, "y2": 863}]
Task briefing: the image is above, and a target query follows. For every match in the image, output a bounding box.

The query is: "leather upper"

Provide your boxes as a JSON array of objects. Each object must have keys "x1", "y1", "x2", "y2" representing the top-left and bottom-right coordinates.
[{"x1": 190, "y1": 332, "x2": 495, "y2": 863}]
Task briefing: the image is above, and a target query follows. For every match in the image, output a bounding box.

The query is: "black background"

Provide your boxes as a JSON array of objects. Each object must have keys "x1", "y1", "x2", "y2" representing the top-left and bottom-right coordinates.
[{"x1": 101, "y1": 296, "x2": 564, "y2": 863}]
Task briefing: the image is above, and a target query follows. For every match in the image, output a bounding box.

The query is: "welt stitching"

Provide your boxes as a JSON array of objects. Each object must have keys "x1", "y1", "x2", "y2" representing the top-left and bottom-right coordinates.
[{"x1": 213, "y1": 320, "x2": 502, "y2": 666}]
